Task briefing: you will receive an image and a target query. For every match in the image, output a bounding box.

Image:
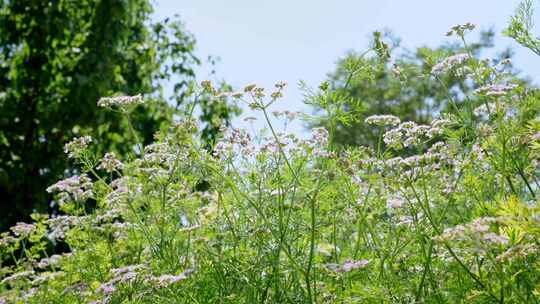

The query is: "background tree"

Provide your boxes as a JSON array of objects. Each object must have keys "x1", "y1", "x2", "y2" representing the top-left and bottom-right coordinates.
[
  {"x1": 0, "y1": 0, "x2": 238, "y2": 230},
  {"x1": 310, "y1": 30, "x2": 519, "y2": 149}
]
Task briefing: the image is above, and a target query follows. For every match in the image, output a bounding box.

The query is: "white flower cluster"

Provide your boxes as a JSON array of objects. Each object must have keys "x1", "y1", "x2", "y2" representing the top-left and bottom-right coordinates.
[
  {"x1": 130, "y1": 141, "x2": 187, "y2": 180},
  {"x1": 454, "y1": 66, "x2": 473, "y2": 77},
  {"x1": 431, "y1": 53, "x2": 470, "y2": 75},
  {"x1": 0, "y1": 232, "x2": 17, "y2": 247},
  {"x1": 473, "y1": 102, "x2": 496, "y2": 117},
  {"x1": 308, "y1": 127, "x2": 331, "y2": 157},
  {"x1": 97, "y1": 152, "x2": 124, "y2": 173},
  {"x1": 473, "y1": 100, "x2": 517, "y2": 120},
  {"x1": 213, "y1": 123, "x2": 332, "y2": 162},
  {"x1": 97, "y1": 94, "x2": 143, "y2": 108},
  {"x1": 326, "y1": 259, "x2": 369, "y2": 273},
  {"x1": 96, "y1": 264, "x2": 149, "y2": 295},
  {"x1": 46, "y1": 215, "x2": 87, "y2": 241},
  {"x1": 144, "y1": 136, "x2": 191, "y2": 166},
  {"x1": 31, "y1": 271, "x2": 64, "y2": 285},
  {"x1": 433, "y1": 217, "x2": 509, "y2": 250},
  {"x1": 93, "y1": 208, "x2": 122, "y2": 224},
  {"x1": 386, "y1": 196, "x2": 405, "y2": 209},
  {"x1": 370, "y1": 141, "x2": 453, "y2": 180},
  {"x1": 36, "y1": 253, "x2": 72, "y2": 269},
  {"x1": 145, "y1": 271, "x2": 192, "y2": 288},
  {"x1": 365, "y1": 115, "x2": 401, "y2": 127},
  {"x1": 259, "y1": 134, "x2": 296, "y2": 156},
  {"x1": 397, "y1": 215, "x2": 415, "y2": 226},
  {"x1": 10, "y1": 222, "x2": 36, "y2": 238},
  {"x1": 46, "y1": 174, "x2": 93, "y2": 205},
  {"x1": 383, "y1": 120, "x2": 448, "y2": 149},
  {"x1": 104, "y1": 177, "x2": 134, "y2": 207},
  {"x1": 64, "y1": 136, "x2": 92, "y2": 159},
  {"x1": 96, "y1": 264, "x2": 193, "y2": 296},
  {"x1": 474, "y1": 83, "x2": 518, "y2": 97},
  {"x1": 214, "y1": 128, "x2": 254, "y2": 159}
]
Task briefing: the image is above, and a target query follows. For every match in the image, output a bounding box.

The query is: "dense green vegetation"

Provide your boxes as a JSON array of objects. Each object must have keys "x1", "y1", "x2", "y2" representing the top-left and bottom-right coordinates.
[
  {"x1": 2, "y1": 1, "x2": 540, "y2": 303},
  {"x1": 312, "y1": 29, "x2": 526, "y2": 149},
  {"x1": 0, "y1": 0, "x2": 238, "y2": 231}
]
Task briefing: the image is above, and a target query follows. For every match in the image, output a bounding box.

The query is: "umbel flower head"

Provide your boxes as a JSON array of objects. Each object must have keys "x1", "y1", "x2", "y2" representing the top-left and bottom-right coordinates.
[
  {"x1": 431, "y1": 53, "x2": 470, "y2": 75},
  {"x1": 97, "y1": 94, "x2": 144, "y2": 108},
  {"x1": 365, "y1": 115, "x2": 401, "y2": 127},
  {"x1": 97, "y1": 152, "x2": 124, "y2": 173},
  {"x1": 474, "y1": 83, "x2": 518, "y2": 97},
  {"x1": 46, "y1": 174, "x2": 93, "y2": 205},
  {"x1": 64, "y1": 136, "x2": 92, "y2": 159},
  {"x1": 10, "y1": 222, "x2": 36, "y2": 238}
]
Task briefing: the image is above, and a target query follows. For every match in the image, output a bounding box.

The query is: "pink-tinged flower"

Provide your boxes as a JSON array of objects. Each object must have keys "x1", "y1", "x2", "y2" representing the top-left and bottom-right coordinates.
[
  {"x1": 431, "y1": 53, "x2": 470, "y2": 75},
  {"x1": 326, "y1": 259, "x2": 369, "y2": 273},
  {"x1": 96, "y1": 264, "x2": 149, "y2": 296},
  {"x1": 432, "y1": 217, "x2": 509, "y2": 252},
  {"x1": 387, "y1": 197, "x2": 405, "y2": 209},
  {"x1": 151, "y1": 274, "x2": 188, "y2": 287},
  {"x1": 46, "y1": 215, "x2": 87, "y2": 241},
  {"x1": 474, "y1": 83, "x2": 518, "y2": 96},
  {"x1": 310, "y1": 127, "x2": 329, "y2": 146},
  {"x1": 46, "y1": 174, "x2": 93, "y2": 205},
  {"x1": 341, "y1": 259, "x2": 369, "y2": 272},
  {"x1": 97, "y1": 152, "x2": 124, "y2": 173},
  {"x1": 96, "y1": 283, "x2": 116, "y2": 295},
  {"x1": 10, "y1": 222, "x2": 36, "y2": 237},
  {"x1": 146, "y1": 269, "x2": 195, "y2": 288},
  {"x1": 64, "y1": 136, "x2": 92, "y2": 158}
]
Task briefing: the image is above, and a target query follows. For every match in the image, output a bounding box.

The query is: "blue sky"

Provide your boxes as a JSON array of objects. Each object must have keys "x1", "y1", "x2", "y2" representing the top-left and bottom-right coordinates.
[{"x1": 153, "y1": 0, "x2": 540, "y2": 131}]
